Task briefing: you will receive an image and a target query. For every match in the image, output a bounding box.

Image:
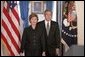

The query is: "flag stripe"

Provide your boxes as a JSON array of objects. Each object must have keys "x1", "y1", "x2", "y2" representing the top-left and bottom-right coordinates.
[
  {"x1": 9, "y1": 11, "x2": 20, "y2": 37},
  {"x1": 1, "y1": 34, "x2": 14, "y2": 56},
  {"x1": 2, "y1": 13, "x2": 20, "y2": 47},
  {"x1": 9, "y1": 9, "x2": 21, "y2": 42},
  {"x1": 12, "y1": 8, "x2": 19, "y2": 23},
  {"x1": 4, "y1": 1, "x2": 20, "y2": 39},
  {"x1": 9, "y1": 10, "x2": 19, "y2": 31},
  {"x1": 1, "y1": 26, "x2": 19, "y2": 55},
  {"x1": 3, "y1": 7, "x2": 20, "y2": 42},
  {"x1": 1, "y1": 1, "x2": 21, "y2": 55},
  {"x1": 2, "y1": 20, "x2": 20, "y2": 53}
]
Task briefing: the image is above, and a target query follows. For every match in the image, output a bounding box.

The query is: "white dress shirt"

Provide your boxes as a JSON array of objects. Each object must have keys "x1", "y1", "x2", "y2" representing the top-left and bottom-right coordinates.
[{"x1": 44, "y1": 20, "x2": 51, "y2": 30}]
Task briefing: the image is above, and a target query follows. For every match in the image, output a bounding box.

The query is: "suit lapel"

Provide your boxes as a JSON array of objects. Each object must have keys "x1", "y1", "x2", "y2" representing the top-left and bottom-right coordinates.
[
  {"x1": 43, "y1": 21, "x2": 47, "y2": 36},
  {"x1": 42, "y1": 20, "x2": 54, "y2": 37},
  {"x1": 43, "y1": 20, "x2": 53, "y2": 37}
]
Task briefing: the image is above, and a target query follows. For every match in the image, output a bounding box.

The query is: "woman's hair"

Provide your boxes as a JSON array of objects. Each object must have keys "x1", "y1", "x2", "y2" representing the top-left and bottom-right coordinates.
[{"x1": 29, "y1": 13, "x2": 38, "y2": 21}]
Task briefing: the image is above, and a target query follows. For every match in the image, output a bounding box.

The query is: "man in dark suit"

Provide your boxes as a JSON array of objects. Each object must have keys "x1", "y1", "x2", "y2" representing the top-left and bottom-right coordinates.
[{"x1": 38, "y1": 9, "x2": 60, "y2": 56}]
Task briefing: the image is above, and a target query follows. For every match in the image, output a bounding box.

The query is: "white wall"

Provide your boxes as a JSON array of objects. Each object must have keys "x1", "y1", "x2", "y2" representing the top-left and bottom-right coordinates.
[
  {"x1": 29, "y1": 1, "x2": 56, "y2": 22},
  {"x1": 75, "y1": 1, "x2": 84, "y2": 45},
  {"x1": 29, "y1": 1, "x2": 46, "y2": 22}
]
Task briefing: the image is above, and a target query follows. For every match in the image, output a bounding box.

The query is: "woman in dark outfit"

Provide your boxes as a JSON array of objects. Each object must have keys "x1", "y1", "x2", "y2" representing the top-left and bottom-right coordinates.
[{"x1": 20, "y1": 13, "x2": 42, "y2": 56}]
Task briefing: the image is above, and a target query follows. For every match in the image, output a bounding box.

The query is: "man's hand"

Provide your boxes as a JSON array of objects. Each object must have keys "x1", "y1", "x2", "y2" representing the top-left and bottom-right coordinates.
[
  {"x1": 20, "y1": 52, "x2": 25, "y2": 56},
  {"x1": 42, "y1": 51, "x2": 46, "y2": 56},
  {"x1": 56, "y1": 48, "x2": 60, "y2": 56}
]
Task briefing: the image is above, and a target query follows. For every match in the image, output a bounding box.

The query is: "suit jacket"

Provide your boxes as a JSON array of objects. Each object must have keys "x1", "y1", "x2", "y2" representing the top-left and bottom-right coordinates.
[
  {"x1": 37, "y1": 20, "x2": 60, "y2": 52},
  {"x1": 20, "y1": 26, "x2": 42, "y2": 56}
]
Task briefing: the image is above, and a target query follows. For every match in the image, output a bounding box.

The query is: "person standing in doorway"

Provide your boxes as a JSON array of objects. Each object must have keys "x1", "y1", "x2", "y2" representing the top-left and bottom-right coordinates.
[{"x1": 38, "y1": 9, "x2": 60, "y2": 56}]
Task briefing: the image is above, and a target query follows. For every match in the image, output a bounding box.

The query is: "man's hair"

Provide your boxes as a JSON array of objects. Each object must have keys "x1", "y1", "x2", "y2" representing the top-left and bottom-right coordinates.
[{"x1": 44, "y1": 9, "x2": 52, "y2": 14}]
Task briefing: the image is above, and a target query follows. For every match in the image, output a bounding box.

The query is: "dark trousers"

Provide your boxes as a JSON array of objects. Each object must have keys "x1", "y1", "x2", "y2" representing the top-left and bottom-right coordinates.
[
  {"x1": 25, "y1": 49, "x2": 42, "y2": 56},
  {"x1": 45, "y1": 48, "x2": 57, "y2": 56}
]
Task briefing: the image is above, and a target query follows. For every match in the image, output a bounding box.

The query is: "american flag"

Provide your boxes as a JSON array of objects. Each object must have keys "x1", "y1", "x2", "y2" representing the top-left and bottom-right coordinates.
[{"x1": 1, "y1": 1, "x2": 21, "y2": 56}]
